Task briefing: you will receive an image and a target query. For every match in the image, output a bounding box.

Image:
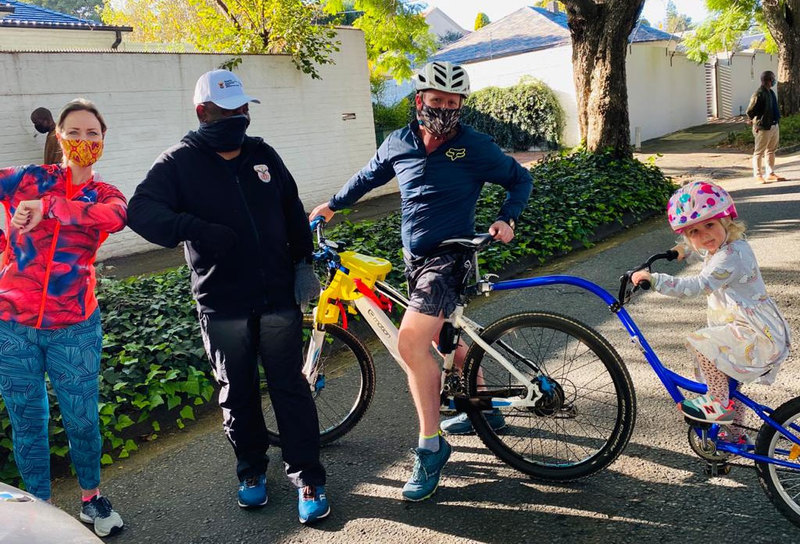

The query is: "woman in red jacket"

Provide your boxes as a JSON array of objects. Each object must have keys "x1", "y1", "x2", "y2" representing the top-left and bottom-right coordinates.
[{"x1": 0, "y1": 99, "x2": 126, "y2": 537}]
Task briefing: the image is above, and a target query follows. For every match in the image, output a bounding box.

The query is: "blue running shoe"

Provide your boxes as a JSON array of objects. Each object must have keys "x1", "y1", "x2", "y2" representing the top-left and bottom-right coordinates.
[
  {"x1": 298, "y1": 485, "x2": 330, "y2": 524},
  {"x1": 440, "y1": 410, "x2": 507, "y2": 435},
  {"x1": 237, "y1": 474, "x2": 268, "y2": 508},
  {"x1": 401, "y1": 435, "x2": 452, "y2": 501}
]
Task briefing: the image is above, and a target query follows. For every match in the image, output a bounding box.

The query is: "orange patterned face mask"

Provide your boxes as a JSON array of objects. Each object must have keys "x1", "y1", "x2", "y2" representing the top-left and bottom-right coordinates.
[{"x1": 60, "y1": 138, "x2": 103, "y2": 167}]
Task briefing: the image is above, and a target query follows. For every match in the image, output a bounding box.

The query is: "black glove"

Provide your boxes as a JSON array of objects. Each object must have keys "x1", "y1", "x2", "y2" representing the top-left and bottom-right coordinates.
[
  {"x1": 294, "y1": 262, "x2": 321, "y2": 312},
  {"x1": 192, "y1": 221, "x2": 238, "y2": 259}
]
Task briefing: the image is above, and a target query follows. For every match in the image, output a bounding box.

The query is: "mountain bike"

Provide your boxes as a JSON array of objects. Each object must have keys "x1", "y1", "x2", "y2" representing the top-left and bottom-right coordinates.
[{"x1": 263, "y1": 218, "x2": 638, "y2": 481}]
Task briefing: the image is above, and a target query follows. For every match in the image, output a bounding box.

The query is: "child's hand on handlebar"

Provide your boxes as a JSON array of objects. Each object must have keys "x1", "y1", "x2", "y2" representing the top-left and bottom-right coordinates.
[
  {"x1": 671, "y1": 243, "x2": 688, "y2": 261},
  {"x1": 631, "y1": 269, "x2": 652, "y2": 287}
]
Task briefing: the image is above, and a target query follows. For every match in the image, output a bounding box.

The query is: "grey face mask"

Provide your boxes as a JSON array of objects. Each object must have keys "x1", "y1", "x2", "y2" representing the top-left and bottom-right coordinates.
[{"x1": 417, "y1": 103, "x2": 461, "y2": 137}]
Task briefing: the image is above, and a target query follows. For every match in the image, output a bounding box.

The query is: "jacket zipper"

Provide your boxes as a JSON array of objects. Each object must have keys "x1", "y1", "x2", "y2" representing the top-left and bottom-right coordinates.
[
  {"x1": 232, "y1": 174, "x2": 269, "y2": 298},
  {"x1": 36, "y1": 169, "x2": 77, "y2": 328}
]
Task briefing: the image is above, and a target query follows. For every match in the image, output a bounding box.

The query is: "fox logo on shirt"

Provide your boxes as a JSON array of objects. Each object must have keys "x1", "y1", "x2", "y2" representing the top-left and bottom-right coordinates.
[{"x1": 445, "y1": 148, "x2": 466, "y2": 161}]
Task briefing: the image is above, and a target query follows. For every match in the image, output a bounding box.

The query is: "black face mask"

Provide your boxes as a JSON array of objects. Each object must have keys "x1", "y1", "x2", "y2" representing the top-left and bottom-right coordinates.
[
  {"x1": 196, "y1": 114, "x2": 250, "y2": 152},
  {"x1": 33, "y1": 123, "x2": 51, "y2": 135}
]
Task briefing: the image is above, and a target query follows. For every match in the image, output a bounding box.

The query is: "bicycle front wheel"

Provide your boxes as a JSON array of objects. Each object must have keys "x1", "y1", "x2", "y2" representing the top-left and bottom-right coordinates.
[
  {"x1": 265, "y1": 318, "x2": 375, "y2": 447},
  {"x1": 463, "y1": 312, "x2": 636, "y2": 481},
  {"x1": 755, "y1": 396, "x2": 800, "y2": 529}
]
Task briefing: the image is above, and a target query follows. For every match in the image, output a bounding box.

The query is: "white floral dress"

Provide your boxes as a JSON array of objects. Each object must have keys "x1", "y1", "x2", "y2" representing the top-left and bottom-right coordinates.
[{"x1": 651, "y1": 239, "x2": 792, "y2": 384}]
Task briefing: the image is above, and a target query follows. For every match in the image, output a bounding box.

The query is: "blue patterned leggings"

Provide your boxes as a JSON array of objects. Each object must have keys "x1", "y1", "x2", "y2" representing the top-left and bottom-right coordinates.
[{"x1": 0, "y1": 310, "x2": 102, "y2": 500}]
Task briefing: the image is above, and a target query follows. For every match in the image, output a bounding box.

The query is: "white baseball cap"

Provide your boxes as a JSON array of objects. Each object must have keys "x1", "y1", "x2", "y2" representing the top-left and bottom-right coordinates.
[{"x1": 193, "y1": 69, "x2": 261, "y2": 110}]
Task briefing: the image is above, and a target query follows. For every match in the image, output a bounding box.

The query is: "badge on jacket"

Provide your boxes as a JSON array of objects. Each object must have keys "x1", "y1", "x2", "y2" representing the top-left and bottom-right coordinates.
[{"x1": 254, "y1": 164, "x2": 271, "y2": 183}]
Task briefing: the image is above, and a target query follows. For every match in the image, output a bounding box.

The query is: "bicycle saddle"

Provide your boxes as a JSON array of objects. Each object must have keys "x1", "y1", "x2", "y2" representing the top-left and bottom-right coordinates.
[{"x1": 437, "y1": 233, "x2": 494, "y2": 252}]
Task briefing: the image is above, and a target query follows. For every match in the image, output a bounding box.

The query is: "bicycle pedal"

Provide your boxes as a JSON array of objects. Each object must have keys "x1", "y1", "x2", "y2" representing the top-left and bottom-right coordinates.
[
  {"x1": 685, "y1": 417, "x2": 712, "y2": 429},
  {"x1": 703, "y1": 462, "x2": 732, "y2": 477}
]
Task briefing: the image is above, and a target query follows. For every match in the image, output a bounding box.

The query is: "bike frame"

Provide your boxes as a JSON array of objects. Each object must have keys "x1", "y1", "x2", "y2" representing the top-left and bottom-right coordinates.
[{"x1": 491, "y1": 274, "x2": 800, "y2": 469}]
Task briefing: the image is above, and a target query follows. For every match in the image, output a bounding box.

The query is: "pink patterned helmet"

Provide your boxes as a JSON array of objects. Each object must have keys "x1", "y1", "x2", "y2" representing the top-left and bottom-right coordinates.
[{"x1": 667, "y1": 181, "x2": 738, "y2": 234}]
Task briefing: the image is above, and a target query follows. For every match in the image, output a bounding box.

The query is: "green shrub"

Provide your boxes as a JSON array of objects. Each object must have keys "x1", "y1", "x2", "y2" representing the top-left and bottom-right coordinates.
[
  {"x1": 373, "y1": 96, "x2": 413, "y2": 139},
  {"x1": 461, "y1": 78, "x2": 564, "y2": 151}
]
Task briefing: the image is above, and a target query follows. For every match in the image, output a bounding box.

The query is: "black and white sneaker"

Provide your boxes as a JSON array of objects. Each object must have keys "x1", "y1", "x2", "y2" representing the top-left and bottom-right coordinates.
[{"x1": 80, "y1": 495, "x2": 124, "y2": 537}]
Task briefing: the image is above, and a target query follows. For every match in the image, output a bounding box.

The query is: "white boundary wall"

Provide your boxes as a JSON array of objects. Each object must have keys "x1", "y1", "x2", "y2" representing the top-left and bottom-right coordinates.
[
  {"x1": 461, "y1": 45, "x2": 580, "y2": 147},
  {"x1": 0, "y1": 28, "x2": 382, "y2": 259},
  {"x1": 626, "y1": 47, "x2": 707, "y2": 143},
  {"x1": 459, "y1": 43, "x2": 707, "y2": 147},
  {"x1": 726, "y1": 52, "x2": 779, "y2": 117}
]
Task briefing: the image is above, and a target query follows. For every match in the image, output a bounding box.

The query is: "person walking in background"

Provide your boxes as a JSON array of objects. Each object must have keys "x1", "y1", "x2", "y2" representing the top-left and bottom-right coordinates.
[
  {"x1": 747, "y1": 70, "x2": 787, "y2": 184},
  {"x1": 0, "y1": 99, "x2": 127, "y2": 537},
  {"x1": 309, "y1": 61, "x2": 532, "y2": 502},
  {"x1": 126, "y1": 70, "x2": 330, "y2": 524},
  {"x1": 30, "y1": 107, "x2": 63, "y2": 165}
]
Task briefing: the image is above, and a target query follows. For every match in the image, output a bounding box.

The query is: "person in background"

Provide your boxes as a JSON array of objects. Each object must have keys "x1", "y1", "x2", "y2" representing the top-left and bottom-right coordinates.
[
  {"x1": 126, "y1": 69, "x2": 330, "y2": 524},
  {"x1": 0, "y1": 98, "x2": 127, "y2": 537},
  {"x1": 746, "y1": 70, "x2": 787, "y2": 184},
  {"x1": 30, "y1": 107, "x2": 63, "y2": 165}
]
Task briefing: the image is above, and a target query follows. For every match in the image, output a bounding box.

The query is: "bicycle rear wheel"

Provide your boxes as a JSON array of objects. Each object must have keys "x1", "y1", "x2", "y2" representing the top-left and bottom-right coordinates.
[
  {"x1": 264, "y1": 318, "x2": 375, "y2": 446},
  {"x1": 755, "y1": 396, "x2": 800, "y2": 528},
  {"x1": 463, "y1": 311, "x2": 636, "y2": 481}
]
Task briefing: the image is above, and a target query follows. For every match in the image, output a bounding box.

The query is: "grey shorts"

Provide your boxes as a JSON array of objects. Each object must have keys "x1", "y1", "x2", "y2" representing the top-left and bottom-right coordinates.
[{"x1": 404, "y1": 249, "x2": 473, "y2": 318}]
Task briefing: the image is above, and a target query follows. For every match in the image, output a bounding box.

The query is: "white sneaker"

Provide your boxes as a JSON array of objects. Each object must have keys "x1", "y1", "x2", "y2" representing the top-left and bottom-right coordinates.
[{"x1": 80, "y1": 495, "x2": 124, "y2": 537}]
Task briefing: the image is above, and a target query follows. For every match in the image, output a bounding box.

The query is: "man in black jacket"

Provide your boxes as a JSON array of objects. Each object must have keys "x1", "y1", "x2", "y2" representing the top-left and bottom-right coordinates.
[
  {"x1": 746, "y1": 70, "x2": 787, "y2": 184},
  {"x1": 127, "y1": 70, "x2": 330, "y2": 524}
]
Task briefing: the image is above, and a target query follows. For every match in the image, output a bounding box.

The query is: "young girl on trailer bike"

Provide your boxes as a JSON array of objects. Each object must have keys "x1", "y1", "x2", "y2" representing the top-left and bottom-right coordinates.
[{"x1": 632, "y1": 181, "x2": 792, "y2": 443}]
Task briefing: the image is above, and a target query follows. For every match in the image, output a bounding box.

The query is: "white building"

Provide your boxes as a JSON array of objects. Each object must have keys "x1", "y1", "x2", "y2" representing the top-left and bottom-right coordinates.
[
  {"x1": 0, "y1": 1, "x2": 132, "y2": 50},
  {"x1": 433, "y1": 6, "x2": 708, "y2": 147},
  {"x1": 1, "y1": 29, "x2": 379, "y2": 258}
]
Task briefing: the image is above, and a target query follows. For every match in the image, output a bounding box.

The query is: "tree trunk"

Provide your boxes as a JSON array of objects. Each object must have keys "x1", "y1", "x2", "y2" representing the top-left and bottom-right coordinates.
[
  {"x1": 763, "y1": 0, "x2": 800, "y2": 115},
  {"x1": 562, "y1": 0, "x2": 645, "y2": 158}
]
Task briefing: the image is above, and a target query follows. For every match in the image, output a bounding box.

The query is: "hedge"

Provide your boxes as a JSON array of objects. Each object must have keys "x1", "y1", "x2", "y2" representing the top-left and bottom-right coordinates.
[
  {"x1": 461, "y1": 78, "x2": 564, "y2": 151},
  {"x1": 0, "y1": 148, "x2": 674, "y2": 488}
]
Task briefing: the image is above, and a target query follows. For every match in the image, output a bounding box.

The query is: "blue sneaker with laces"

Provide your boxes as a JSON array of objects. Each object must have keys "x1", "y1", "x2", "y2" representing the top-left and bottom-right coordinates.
[
  {"x1": 298, "y1": 485, "x2": 330, "y2": 524},
  {"x1": 401, "y1": 435, "x2": 452, "y2": 502},
  {"x1": 237, "y1": 474, "x2": 268, "y2": 508},
  {"x1": 440, "y1": 410, "x2": 507, "y2": 435}
]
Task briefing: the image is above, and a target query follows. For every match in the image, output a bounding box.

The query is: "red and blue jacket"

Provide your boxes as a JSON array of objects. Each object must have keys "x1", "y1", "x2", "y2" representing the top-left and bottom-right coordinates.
[{"x1": 0, "y1": 164, "x2": 127, "y2": 329}]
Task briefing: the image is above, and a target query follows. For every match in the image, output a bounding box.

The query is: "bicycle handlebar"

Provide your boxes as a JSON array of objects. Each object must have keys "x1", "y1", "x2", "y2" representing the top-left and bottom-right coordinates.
[{"x1": 617, "y1": 249, "x2": 679, "y2": 305}]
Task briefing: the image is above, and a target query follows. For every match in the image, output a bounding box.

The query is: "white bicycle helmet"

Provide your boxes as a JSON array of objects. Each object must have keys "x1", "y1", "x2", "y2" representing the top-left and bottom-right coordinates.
[{"x1": 414, "y1": 61, "x2": 471, "y2": 97}]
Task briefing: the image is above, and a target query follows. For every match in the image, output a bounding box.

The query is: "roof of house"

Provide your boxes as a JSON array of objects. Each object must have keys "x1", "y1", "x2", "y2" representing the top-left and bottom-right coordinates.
[
  {"x1": 434, "y1": 6, "x2": 673, "y2": 65},
  {"x1": 423, "y1": 7, "x2": 469, "y2": 38},
  {"x1": 0, "y1": 1, "x2": 131, "y2": 31}
]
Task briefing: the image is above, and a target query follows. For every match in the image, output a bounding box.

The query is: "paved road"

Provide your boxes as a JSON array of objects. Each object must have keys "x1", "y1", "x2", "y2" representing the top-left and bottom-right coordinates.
[{"x1": 52, "y1": 156, "x2": 800, "y2": 543}]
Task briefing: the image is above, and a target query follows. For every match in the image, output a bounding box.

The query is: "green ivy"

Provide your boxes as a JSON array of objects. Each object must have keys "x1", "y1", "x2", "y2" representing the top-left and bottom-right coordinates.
[{"x1": 0, "y1": 149, "x2": 673, "y2": 487}]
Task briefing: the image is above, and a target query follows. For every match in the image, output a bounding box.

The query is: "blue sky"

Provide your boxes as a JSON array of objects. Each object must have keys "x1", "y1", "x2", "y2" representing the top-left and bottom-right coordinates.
[{"x1": 421, "y1": 0, "x2": 709, "y2": 31}]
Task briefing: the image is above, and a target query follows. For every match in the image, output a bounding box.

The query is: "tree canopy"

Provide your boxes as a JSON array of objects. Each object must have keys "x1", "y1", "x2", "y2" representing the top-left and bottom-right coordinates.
[
  {"x1": 24, "y1": 0, "x2": 102, "y2": 21},
  {"x1": 103, "y1": 0, "x2": 433, "y2": 82},
  {"x1": 474, "y1": 12, "x2": 490, "y2": 30},
  {"x1": 683, "y1": 1, "x2": 799, "y2": 115}
]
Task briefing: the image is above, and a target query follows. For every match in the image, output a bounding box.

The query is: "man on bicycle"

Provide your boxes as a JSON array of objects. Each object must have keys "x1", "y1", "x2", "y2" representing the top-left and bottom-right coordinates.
[
  {"x1": 127, "y1": 70, "x2": 330, "y2": 523},
  {"x1": 309, "y1": 61, "x2": 532, "y2": 501}
]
